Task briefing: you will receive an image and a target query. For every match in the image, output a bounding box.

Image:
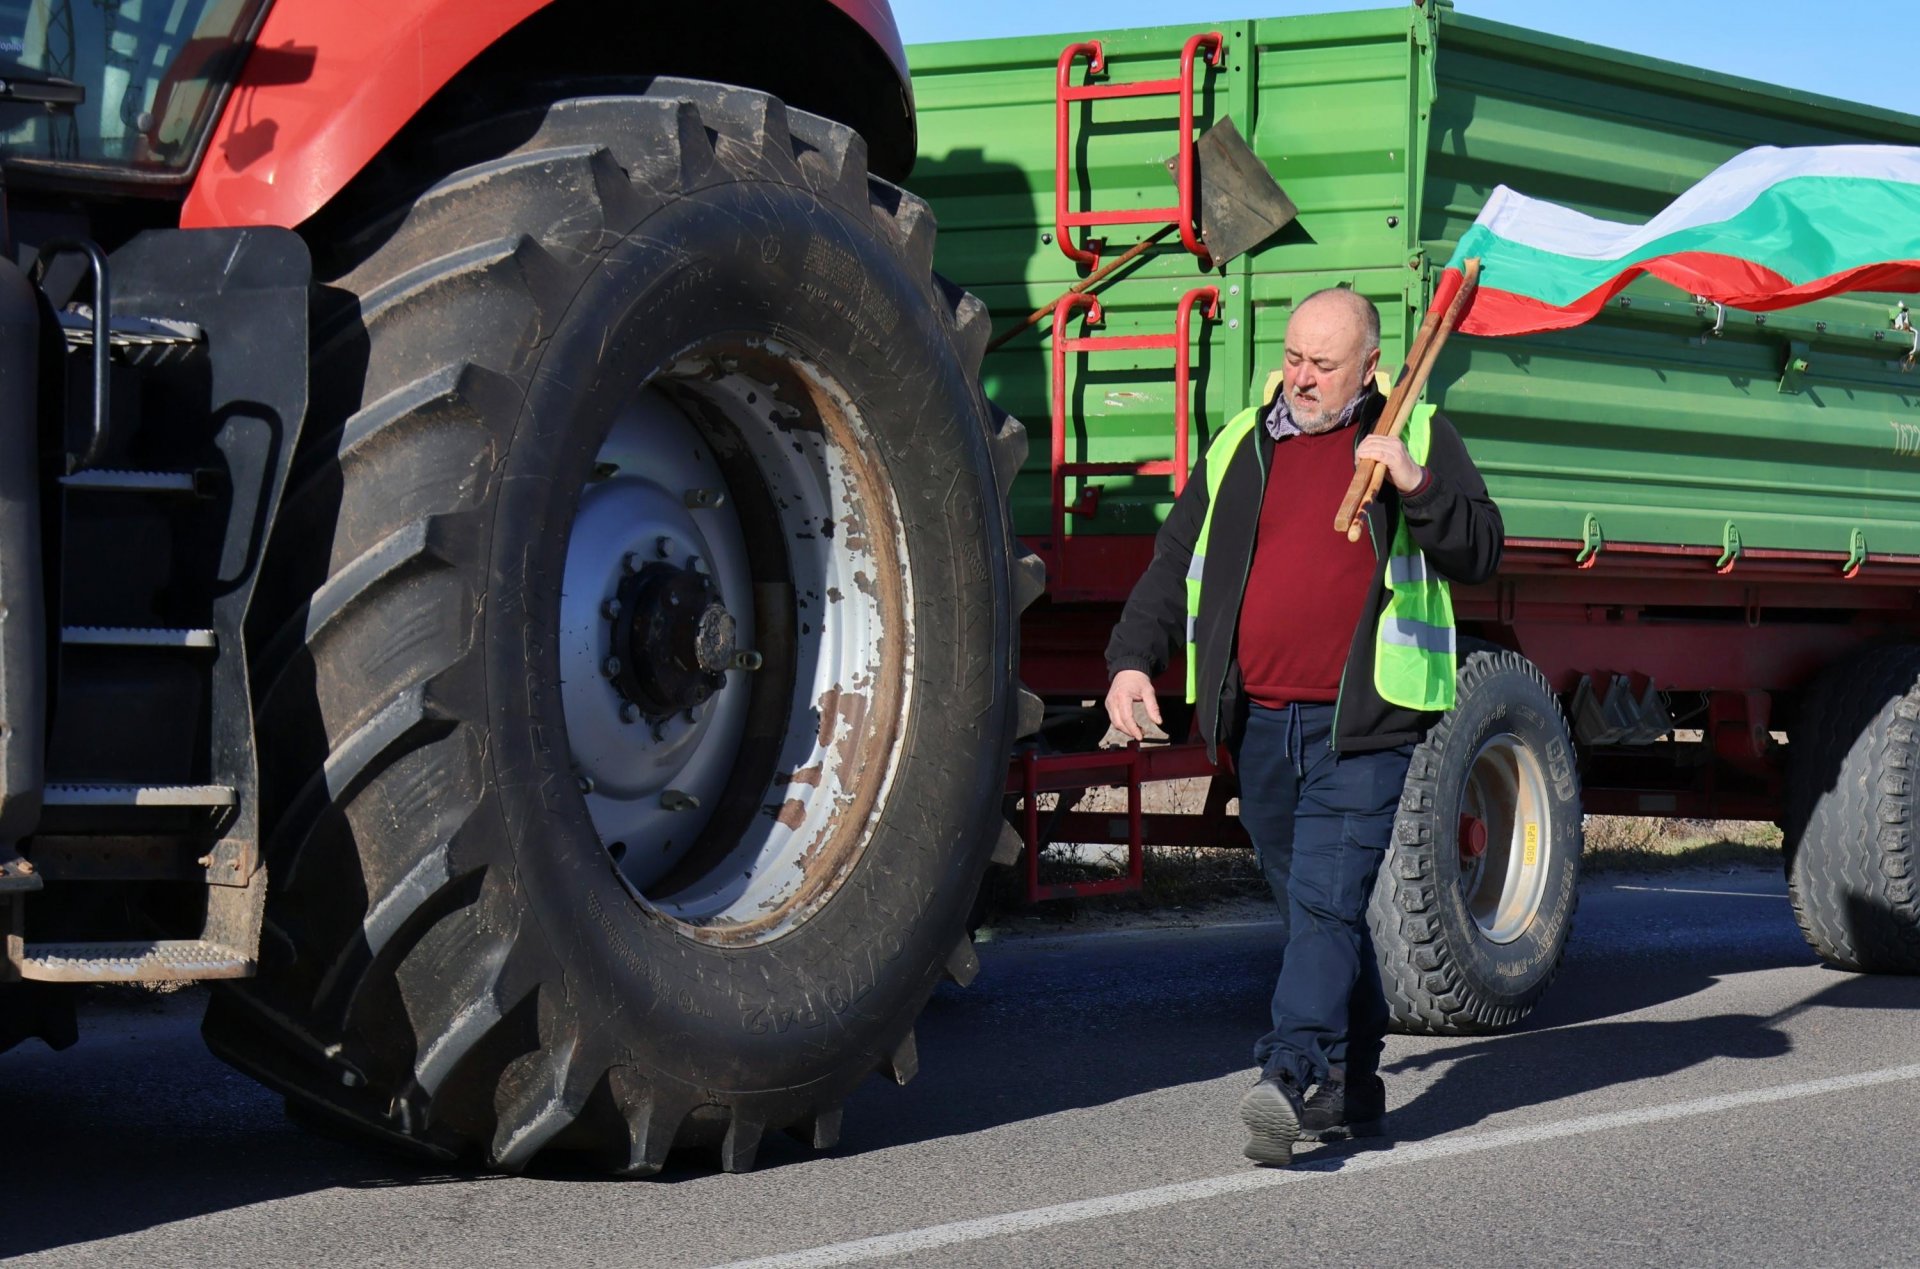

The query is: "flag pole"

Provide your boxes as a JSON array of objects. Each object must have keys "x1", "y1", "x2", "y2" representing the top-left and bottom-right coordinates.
[{"x1": 1333, "y1": 258, "x2": 1481, "y2": 540}]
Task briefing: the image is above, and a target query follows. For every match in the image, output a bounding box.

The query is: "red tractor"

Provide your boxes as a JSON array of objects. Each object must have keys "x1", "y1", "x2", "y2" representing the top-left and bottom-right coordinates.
[{"x1": 0, "y1": 0, "x2": 1037, "y2": 1175}]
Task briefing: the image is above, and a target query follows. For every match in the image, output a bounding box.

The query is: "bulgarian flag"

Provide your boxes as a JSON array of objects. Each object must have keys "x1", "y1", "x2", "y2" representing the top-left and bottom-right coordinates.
[{"x1": 1435, "y1": 145, "x2": 1920, "y2": 337}]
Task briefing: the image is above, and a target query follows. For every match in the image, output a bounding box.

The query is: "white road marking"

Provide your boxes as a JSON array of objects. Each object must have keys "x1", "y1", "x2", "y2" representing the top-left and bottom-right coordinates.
[
  {"x1": 715, "y1": 1063, "x2": 1920, "y2": 1269},
  {"x1": 1611, "y1": 884, "x2": 1786, "y2": 899}
]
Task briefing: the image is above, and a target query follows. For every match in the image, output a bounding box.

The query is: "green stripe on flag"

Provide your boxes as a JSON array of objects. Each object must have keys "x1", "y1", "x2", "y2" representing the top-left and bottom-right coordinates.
[{"x1": 1452, "y1": 175, "x2": 1920, "y2": 310}]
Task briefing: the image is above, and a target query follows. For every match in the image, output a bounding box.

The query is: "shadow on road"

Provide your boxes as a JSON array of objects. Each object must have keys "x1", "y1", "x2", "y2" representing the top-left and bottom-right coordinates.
[
  {"x1": 826, "y1": 877, "x2": 1901, "y2": 1166},
  {"x1": 1304, "y1": 965, "x2": 1920, "y2": 1166},
  {"x1": 4, "y1": 880, "x2": 1913, "y2": 1253},
  {"x1": 831, "y1": 922, "x2": 1279, "y2": 1160},
  {"x1": 0, "y1": 991, "x2": 477, "y2": 1261}
]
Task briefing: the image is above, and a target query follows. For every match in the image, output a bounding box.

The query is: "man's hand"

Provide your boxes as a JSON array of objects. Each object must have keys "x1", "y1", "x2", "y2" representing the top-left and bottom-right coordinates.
[
  {"x1": 1356, "y1": 434, "x2": 1425, "y2": 492},
  {"x1": 1104, "y1": 669, "x2": 1162, "y2": 742}
]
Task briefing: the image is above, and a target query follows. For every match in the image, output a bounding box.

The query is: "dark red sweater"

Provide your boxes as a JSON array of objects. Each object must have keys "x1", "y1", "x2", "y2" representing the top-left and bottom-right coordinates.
[{"x1": 1236, "y1": 427, "x2": 1377, "y2": 708}]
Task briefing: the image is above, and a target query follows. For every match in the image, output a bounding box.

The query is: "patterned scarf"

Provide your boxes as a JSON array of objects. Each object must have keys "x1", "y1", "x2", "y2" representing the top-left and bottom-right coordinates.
[{"x1": 1264, "y1": 385, "x2": 1367, "y2": 441}]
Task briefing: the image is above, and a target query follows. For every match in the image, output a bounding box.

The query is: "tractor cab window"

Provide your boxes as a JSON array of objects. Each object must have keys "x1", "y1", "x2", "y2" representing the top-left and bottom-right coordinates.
[{"x1": 0, "y1": 0, "x2": 267, "y2": 178}]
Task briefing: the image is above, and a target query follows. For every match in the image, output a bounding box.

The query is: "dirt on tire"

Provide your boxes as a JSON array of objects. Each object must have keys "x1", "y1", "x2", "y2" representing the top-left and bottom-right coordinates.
[{"x1": 203, "y1": 79, "x2": 1043, "y2": 1175}]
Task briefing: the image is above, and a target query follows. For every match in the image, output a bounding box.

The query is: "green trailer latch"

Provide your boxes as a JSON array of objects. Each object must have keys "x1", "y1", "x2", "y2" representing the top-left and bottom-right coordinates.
[
  {"x1": 1575, "y1": 513, "x2": 1604, "y2": 567},
  {"x1": 1778, "y1": 340, "x2": 1811, "y2": 394},
  {"x1": 1844, "y1": 528, "x2": 1868, "y2": 578},
  {"x1": 1716, "y1": 521, "x2": 1743, "y2": 574}
]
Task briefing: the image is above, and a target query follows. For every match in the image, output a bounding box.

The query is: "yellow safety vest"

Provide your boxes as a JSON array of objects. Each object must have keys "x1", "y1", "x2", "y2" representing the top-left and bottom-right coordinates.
[{"x1": 1183, "y1": 404, "x2": 1456, "y2": 712}]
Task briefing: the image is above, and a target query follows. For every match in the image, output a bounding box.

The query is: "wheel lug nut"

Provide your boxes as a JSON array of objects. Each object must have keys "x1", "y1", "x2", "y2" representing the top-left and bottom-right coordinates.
[
  {"x1": 651, "y1": 721, "x2": 669, "y2": 741},
  {"x1": 622, "y1": 551, "x2": 644, "y2": 575},
  {"x1": 684, "y1": 488, "x2": 727, "y2": 509},
  {"x1": 577, "y1": 773, "x2": 596, "y2": 795},
  {"x1": 661, "y1": 789, "x2": 700, "y2": 812},
  {"x1": 732, "y1": 650, "x2": 764, "y2": 671},
  {"x1": 602, "y1": 598, "x2": 622, "y2": 620},
  {"x1": 655, "y1": 535, "x2": 676, "y2": 559},
  {"x1": 604, "y1": 656, "x2": 622, "y2": 677},
  {"x1": 620, "y1": 702, "x2": 640, "y2": 724},
  {"x1": 689, "y1": 556, "x2": 710, "y2": 576}
]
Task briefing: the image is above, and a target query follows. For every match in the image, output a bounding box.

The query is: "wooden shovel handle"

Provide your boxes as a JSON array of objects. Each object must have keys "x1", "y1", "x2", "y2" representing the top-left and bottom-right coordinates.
[
  {"x1": 1333, "y1": 259, "x2": 1481, "y2": 540},
  {"x1": 986, "y1": 225, "x2": 1177, "y2": 354},
  {"x1": 1328, "y1": 286, "x2": 1452, "y2": 535}
]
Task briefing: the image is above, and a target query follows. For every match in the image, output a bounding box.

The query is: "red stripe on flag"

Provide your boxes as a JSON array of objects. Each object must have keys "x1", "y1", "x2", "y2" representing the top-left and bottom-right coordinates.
[
  {"x1": 1457, "y1": 253, "x2": 1920, "y2": 337},
  {"x1": 1430, "y1": 266, "x2": 1466, "y2": 320}
]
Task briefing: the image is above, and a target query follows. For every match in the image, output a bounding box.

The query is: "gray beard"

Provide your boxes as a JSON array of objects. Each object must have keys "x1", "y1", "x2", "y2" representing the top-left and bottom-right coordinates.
[
  {"x1": 1266, "y1": 384, "x2": 1369, "y2": 441},
  {"x1": 1288, "y1": 396, "x2": 1346, "y2": 434},
  {"x1": 1292, "y1": 406, "x2": 1343, "y2": 434}
]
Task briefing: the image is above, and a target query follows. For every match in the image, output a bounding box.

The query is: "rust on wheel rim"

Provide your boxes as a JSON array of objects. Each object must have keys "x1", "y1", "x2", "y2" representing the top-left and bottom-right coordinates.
[{"x1": 558, "y1": 340, "x2": 912, "y2": 946}]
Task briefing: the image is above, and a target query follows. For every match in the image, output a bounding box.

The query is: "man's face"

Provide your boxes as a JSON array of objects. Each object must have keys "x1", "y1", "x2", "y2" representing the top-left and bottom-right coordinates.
[{"x1": 1281, "y1": 298, "x2": 1380, "y2": 434}]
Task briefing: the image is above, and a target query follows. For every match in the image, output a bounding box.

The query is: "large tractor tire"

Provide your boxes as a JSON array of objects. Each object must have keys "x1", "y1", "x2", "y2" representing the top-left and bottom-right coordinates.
[
  {"x1": 203, "y1": 80, "x2": 1043, "y2": 1174},
  {"x1": 1368, "y1": 646, "x2": 1583, "y2": 1033},
  {"x1": 1784, "y1": 647, "x2": 1920, "y2": 973}
]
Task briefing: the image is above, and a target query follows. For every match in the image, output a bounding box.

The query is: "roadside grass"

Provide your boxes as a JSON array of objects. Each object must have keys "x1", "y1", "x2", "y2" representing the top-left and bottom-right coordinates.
[
  {"x1": 1579, "y1": 815, "x2": 1781, "y2": 874},
  {"x1": 992, "y1": 799, "x2": 1783, "y2": 926}
]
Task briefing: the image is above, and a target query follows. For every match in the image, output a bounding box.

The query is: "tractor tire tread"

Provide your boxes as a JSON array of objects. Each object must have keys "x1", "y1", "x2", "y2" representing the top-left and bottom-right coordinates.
[
  {"x1": 1786, "y1": 645, "x2": 1920, "y2": 972},
  {"x1": 209, "y1": 80, "x2": 1030, "y2": 1175}
]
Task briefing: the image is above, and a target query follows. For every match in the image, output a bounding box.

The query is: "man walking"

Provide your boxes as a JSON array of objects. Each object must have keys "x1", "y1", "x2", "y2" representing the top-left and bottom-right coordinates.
[{"x1": 1102, "y1": 287, "x2": 1502, "y2": 1164}]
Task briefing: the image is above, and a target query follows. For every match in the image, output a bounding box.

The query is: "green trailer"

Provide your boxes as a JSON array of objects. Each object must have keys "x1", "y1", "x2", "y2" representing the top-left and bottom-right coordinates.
[{"x1": 910, "y1": 1, "x2": 1920, "y2": 1029}]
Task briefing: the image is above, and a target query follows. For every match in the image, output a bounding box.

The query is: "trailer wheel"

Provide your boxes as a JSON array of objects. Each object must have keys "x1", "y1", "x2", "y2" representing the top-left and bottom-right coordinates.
[
  {"x1": 1368, "y1": 646, "x2": 1582, "y2": 1033},
  {"x1": 203, "y1": 81, "x2": 1042, "y2": 1174},
  {"x1": 1784, "y1": 647, "x2": 1920, "y2": 973}
]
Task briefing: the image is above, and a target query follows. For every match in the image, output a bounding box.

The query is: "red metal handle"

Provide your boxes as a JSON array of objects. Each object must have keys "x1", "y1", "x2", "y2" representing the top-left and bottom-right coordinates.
[
  {"x1": 1172, "y1": 285, "x2": 1222, "y2": 492},
  {"x1": 1175, "y1": 33, "x2": 1225, "y2": 268},
  {"x1": 1050, "y1": 291, "x2": 1104, "y2": 543},
  {"x1": 1055, "y1": 42, "x2": 1107, "y2": 268}
]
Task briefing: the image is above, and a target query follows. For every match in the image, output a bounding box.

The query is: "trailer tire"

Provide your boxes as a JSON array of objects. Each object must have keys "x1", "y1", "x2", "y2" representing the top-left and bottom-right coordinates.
[
  {"x1": 203, "y1": 80, "x2": 1042, "y2": 1174},
  {"x1": 1784, "y1": 647, "x2": 1920, "y2": 973},
  {"x1": 1368, "y1": 646, "x2": 1582, "y2": 1033}
]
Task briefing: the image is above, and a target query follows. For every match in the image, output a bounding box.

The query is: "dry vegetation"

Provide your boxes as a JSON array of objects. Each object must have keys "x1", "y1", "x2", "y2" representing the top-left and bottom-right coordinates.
[
  {"x1": 1001, "y1": 774, "x2": 1783, "y2": 923},
  {"x1": 1579, "y1": 815, "x2": 1781, "y2": 873}
]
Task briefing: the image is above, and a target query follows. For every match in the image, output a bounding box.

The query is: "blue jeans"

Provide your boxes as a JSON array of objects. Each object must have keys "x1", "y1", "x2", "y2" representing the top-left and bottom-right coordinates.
[{"x1": 1235, "y1": 701, "x2": 1413, "y2": 1085}]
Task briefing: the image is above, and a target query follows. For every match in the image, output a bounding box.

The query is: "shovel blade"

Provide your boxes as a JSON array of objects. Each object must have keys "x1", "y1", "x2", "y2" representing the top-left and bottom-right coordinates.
[{"x1": 1193, "y1": 117, "x2": 1297, "y2": 267}]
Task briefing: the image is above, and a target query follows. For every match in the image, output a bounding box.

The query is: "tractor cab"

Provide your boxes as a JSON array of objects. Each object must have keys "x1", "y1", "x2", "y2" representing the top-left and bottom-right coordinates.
[{"x1": 0, "y1": 1, "x2": 264, "y2": 182}]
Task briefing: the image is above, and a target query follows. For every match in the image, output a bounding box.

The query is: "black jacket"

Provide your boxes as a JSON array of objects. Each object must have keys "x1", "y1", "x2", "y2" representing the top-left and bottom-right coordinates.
[{"x1": 1104, "y1": 387, "x2": 1503, "y2": 759}]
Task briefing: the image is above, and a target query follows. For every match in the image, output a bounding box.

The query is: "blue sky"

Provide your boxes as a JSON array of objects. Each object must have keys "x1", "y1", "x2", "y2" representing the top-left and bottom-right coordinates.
[{"x1": 894, "y1": 1, "x2": 1911, "y2": 115}]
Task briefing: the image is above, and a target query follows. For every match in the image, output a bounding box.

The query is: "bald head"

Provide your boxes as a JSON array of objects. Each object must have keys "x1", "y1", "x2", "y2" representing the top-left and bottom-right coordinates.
[
  {"x1": 1281, "y1": 287, "x2": 1382, "y2": 433},
  {"x1": 1295, "y1": 287, "x2": 1381, "y2": 355}
]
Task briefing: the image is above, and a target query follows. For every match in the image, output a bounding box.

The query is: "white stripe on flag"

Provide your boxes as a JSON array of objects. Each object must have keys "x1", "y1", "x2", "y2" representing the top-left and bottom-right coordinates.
[{"x1": 1476, "y1": 145, "x2": 1920, "y2": 262}]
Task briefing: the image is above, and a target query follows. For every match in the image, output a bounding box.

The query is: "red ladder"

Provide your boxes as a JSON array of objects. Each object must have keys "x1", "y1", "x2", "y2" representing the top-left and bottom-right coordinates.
[
  {"x1": 1048, "y1": 286, "x2": 1220, "y2": 562},
  {"x1": 1054, "y1": 32, "x2": 1224, "y2": 270}
]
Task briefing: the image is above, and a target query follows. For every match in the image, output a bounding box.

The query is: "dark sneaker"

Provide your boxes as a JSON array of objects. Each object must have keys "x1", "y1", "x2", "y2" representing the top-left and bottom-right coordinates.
[
  {"x1": 1298, "y1": 1069, "x2": 1387, "y2": 1142},
  {"x1": 1238, "y1": 1072, "x2": 1306, "y2": 1165}
]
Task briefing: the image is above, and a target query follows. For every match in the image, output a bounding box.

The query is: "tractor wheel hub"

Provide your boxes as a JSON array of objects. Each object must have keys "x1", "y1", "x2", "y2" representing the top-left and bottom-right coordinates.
[{"x1": 612, "y1": 561, "x2": 733, "y2": 718}]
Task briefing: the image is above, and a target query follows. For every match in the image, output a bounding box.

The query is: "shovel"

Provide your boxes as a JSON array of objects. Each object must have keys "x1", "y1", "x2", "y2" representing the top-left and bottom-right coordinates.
[{"x1": 987, "y1": 117, "x2": 1297, "y2": 352}]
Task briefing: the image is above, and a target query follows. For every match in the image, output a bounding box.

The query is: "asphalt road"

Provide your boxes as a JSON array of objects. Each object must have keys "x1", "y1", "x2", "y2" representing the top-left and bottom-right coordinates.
[{"x1": 5, "y1": 866, "x2": 1917, "y2": 1268}]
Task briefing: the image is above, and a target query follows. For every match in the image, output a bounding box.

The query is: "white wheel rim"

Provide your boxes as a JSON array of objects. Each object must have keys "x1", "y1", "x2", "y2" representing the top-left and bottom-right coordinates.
[
  {"x1": 1459, "y1": 733, "x2": 1553, "y2": 945},
  {"x1": 557, "y1": 342, "x2": 912, "y2": 944}
]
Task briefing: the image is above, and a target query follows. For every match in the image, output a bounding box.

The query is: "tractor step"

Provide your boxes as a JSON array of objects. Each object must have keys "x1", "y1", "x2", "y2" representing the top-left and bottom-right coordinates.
[
  {"x1": 58, "y1": 468, "x2": 210, "y2": 497},
  {"x1": 58, "y1": 308, "x2": 205, "y2": 364},
  {"x1": 61, "y1": 626, "x2": 218, "y2": 649},
  {"x1": 43, "y1": 783, "x2": 237, "y2": 808},
  {"x1": 8, "y1": 938, "x2": 251, "y2": 982}
]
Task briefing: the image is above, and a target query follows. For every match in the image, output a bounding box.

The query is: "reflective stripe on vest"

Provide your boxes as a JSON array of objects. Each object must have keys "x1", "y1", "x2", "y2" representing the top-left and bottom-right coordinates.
[
  {"x1": 1375, "y1": 404, "x2": 1457, "y2": 711},
  {"x1": 1184, "y1": 405, "x2": 1265, "y2": 702},
  {"x1": 1181, "y1": 401, "x2": 1459, "y2": 713}
]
